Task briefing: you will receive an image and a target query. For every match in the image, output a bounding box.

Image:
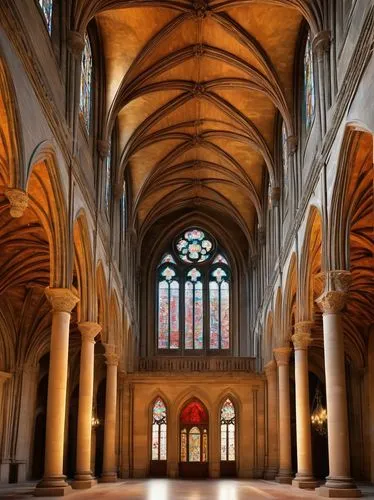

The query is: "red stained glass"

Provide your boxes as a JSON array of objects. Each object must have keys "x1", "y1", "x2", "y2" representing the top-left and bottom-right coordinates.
[{"x1": 180, "y1": 400, "x2": 208, "y2": 425}]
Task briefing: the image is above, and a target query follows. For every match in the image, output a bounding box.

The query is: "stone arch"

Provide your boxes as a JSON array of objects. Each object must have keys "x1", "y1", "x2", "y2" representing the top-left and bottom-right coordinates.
[{"x1": 73, "y1": 210, "x2": 94, "y2": 322}]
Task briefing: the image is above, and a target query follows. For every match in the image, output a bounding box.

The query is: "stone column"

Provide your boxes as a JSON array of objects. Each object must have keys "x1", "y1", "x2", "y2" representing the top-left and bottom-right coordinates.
[
  {"x1": 73, "y1": 322, "x2": 101, "y2": 489},
  {"x1": 35, "y1": 288, "x2": 79, "y2": 497},
  {"x1": 101, "y1": 344, "x2": 118, "y2": 482},
  {"x1": 274, "y1": 347, "x2": 293, "y2": 483},
  {"x1": 264, "y1": 360, "x2": 278, "y2": 479},
  {"x1": 0, "y1": 371, "x2": 12, "y2": 482},
  {"x1": 292, "y1": 322, "x2": 318, "y2": 488},
  {"x1": 316, "y1": 271, "x2": 361, "y2": 497}
]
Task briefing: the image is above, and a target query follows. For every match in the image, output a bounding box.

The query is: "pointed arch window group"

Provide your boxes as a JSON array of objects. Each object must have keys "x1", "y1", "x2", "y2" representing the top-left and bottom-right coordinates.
[
  {"x1": 151, "y1": 397, "x2": 236, "y2": 466},
  {"x1": 157, "y1": 228, "x2": 231, "y2": 352}
]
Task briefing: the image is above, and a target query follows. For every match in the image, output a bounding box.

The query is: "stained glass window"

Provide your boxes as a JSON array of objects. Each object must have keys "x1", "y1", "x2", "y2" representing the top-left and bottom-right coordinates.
[
  {"x1": 152, "y1": 398, "x2": 167, "y2": 461},
  {"x1": 180, "y1": 400, "x2": 208, "y2": 463},
  {"x1": 80, "y1": 33, "x2": 92, "y2": 131},
  {"x1": 38, "y1": 0, "x2": 53, "y2": 34},
  {"x1": 176, "y1": 228, "x2": 214, "y2": 263},
  {"x1": 220, "y1": 399, "x2": 236, "y2": 461},
  {"x1": 105, "y1": 144, "x2": 112, "y2": 215},
  {"x1": 158, "y1": 266, "x2": 179, "y2": 349},
  {"x1": 185, "y1": 268, "x2": 203, "y2": 349},
  {"x1": 157, "y1": 228, "x2": 230, "y2": 351},
  {"x1": 304, "y1": 32, "x2": 315, "y2": 130},
  {"x1": 120, "y1": 182, "x2": 126, "y2": 238},
  {"x1": 209, "y1": 267, "x2": 230, "y2": 349}
]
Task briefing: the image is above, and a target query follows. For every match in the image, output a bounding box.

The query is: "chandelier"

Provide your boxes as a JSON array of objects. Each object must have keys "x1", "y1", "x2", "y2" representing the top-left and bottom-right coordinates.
[{"x1": 311, "y1": 385, "x2": 327, "y2": 436}]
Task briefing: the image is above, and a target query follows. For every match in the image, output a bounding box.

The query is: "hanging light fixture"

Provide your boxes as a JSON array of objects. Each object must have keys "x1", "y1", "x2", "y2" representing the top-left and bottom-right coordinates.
[{"x1": 311, "y1": 385, "x2": 327, "y2": 436}]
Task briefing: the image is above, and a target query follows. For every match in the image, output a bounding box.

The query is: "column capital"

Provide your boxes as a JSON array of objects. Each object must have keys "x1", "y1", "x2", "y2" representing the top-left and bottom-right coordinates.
[
  {"x1": 0, "y1": 371, "x2": 12, "y2": 384},
  {"x1": 78, "y1": 322, "x2": 101, "y2": 343},
  {"x1": 5, "y1": 188, "x2": 28, "y2": 218},
  {"x1": 315, "y1": 271, "x2": 351, "y2": 314},
  {"x1": 104, "y1": 344, "x2": 119, "y2": 366},
  {"x1": 97, "y1": 139, "x2": 111, "y2": 160},
  {"x1": 312, "y1": 30, "x2": 331, "y2": 58},
  {"x1": 270, "y1": 187, "x2": 280, "y2": 207},
  {"x1": 273, "y1": 347, "x2": 292, "y2": 366},
  {"x1": 286, "y1": 135, "x2": 298, "y2": 156},
  {"x1": 264, "y1": 359, "x2": 277, "y2": 376},
  {"x1": 292, "y1": 322, "x2": 314, "y2": 350},
  {"x1": 45, "y1": 287, "x2": 79, "y2": 313},
  {"x1": 67, "y1": 30, "x2": 85, "y2": 57}
]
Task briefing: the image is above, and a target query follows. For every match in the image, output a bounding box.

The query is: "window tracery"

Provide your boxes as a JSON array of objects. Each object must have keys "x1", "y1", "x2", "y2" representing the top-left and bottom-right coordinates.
[
  {"x1": 220, "y1": 398, "x2": 236, "y2": 461},
  {"x1": 157, "y1": 228, "x2": 230, "y2": 352},
  {"x1": 304, "y1": 32, "x2": 315, "y2": 130},
  {"x1": 38, "y1": 0, "x2": 53, "y2": 34},
  {"x1": 80, "y1": 33, "x2": 92, "y2": 131},
  {"x1": 151, "y1": 398, "x2": 167, "y2": 461}
]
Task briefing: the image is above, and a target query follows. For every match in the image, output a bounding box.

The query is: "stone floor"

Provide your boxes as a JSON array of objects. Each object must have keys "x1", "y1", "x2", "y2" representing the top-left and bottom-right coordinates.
[{"x1": 0, "y1": 480, "x2": 374, "y2": 500}]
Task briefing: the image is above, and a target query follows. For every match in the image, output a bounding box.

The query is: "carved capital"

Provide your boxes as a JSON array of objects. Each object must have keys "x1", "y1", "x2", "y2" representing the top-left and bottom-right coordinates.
[
  {"x1": 264, "y1": 359, "x2": 277, "y2": 376},
  {"x1": 5, "y1": 188, "x2": 28, "y2": 218},
  {"x1": 104, "y1": 343, "x2": 119, "y2": 366},
  {"x1": 45, "y1": 288, "x2": 79, "y2": 313},
  {"x1": 292, "y1": 321, "x2": 314, "y2": 350},
  {"x1": 315, "y1": 271, "x2": 351, "y2": 314},
  {"x1": 286, "y1": 135, "x2": 298, "y2": 156},
  {"x1": 312, "y1": 30, "x2": 331, "y2": 58},
  {"x1": 78, "y1": 321, "x2": 101, "y2": 343},
  {"x1": 273, "y1": 347, "x2": 292, "y2": 366},
  {"x1": 97, "y1": 139, "x2": 111, "y2": 160},
  {"x1": 67, "y1": 31, "x2": 85, "y2": 57},
  {"x1": 270, "y1": 186, "x2": 280, "y2": 207}
]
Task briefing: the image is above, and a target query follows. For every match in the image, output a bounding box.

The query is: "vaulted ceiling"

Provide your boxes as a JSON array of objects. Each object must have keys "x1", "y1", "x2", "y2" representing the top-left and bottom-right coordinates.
[{"x1": 75, "y1": 0, "x2": 321, "y2": 254}]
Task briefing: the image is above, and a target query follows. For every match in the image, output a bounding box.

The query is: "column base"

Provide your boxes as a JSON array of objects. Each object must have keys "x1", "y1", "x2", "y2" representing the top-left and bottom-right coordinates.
[
  {"x1": 72, "y1": 477, "x2": 97, "y2": 489},
  {"x1": 100, "y1": 472, "x2": 117, "y2": 483},
  {"x1": 35, "y1": 476, "x2": 72, "y2": 496},
  {"x1": 292, "y1": 475, "x2": 319, "y2": 489},
  {"x1": 317, "y1": 486, "x2": 361, "y2": 498},
  {"x1": 264, "y1": 466, "x2": 277, "y2": 480},
  {"x1": 275, "y1": 472, "x2": 293, "y2": 484}
]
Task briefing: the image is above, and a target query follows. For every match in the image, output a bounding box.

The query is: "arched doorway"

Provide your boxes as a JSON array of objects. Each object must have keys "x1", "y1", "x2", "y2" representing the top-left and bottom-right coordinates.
[{"x1": 179, "y1": 399, "x2": 209, "y2": 478}]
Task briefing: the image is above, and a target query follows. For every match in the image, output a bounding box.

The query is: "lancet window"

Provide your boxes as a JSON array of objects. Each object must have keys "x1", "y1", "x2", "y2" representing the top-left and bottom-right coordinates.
[
  {"x1": 38, "y1": 0, "x2": 53, "y2": 34},
  {"x1": 304, "y1": 31, "x2": 315, "y2": 130},
  {"x1": 80, "y1": 33, "x2": 92, "y2": 131},
  {"x1": 220, "y1": 398, "x2": 236, "y2": 462},
  {"x1": 151, "y1": 398, "x2": 167, "y2": 461},
  {"x1": 157, "y1": 228, "x2": 231, "y2": 352}
]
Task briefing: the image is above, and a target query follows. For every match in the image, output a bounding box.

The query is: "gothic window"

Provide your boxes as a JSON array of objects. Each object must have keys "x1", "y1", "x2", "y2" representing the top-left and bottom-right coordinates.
[
  {"x1": 180, "y1": 400, "x2": 209, "y2": 463},
  {"x1": 281, "y1": 121, "x2": 289, "y2": 213},
  {"x1": 156, "y1": 228, "x2": 231, "y2": 352},
  {"x1": 157, "y1": 266, "x2": 180, "y2": 349},
  {"x1": 304, "y1": 31, "x2": 315, "y2": 130},
  {"x1": 151, "y1": 398, "x2": 167, "y2": 461},
  {"x1": 105, "y1": 144, "x2": 112, "y2": 216},
  {"x1": 38, "y1": 0, "x2": 53, "y2": 34},
  {"x1": 120, "y1": 181, "x2": 126, "y2": 238},
  {"x1": 220, "y1": 398, "x2": 236, "y2": 461},
  {"x1": 80, "y1": 33, "x2": 92, "y2": 131}
]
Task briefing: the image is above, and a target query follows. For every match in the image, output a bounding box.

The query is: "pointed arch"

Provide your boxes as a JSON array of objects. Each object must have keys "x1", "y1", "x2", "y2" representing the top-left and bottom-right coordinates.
[
  {"x1": 219, "y1": 396, "x2": 237, "y2": 463},
  {"x1": 151, "y1": 396, "x2": 168, "y2": 462}
]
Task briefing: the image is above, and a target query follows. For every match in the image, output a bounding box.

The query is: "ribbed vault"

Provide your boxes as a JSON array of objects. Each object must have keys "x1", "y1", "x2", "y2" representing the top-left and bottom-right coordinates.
[{"x1": 80, "y1": 0, "x2": 314, "y2": 250}]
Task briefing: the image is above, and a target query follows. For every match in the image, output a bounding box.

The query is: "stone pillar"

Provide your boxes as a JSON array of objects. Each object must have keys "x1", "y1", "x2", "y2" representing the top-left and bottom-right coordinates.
[
  {"x1": 316, "y1": 271, "x2": 361, "y2": 497},
  {"x1": 291, "y1": 322, "x2": 318, "y2": 488},
  {"x1": 264, "y1": 360, "x2": 278, "y2": 479},
  {"x1": 73, "y1": 322, "x2": 101, "y2": 489},
  {"x1": 0, "y1": 371, "x2": 12, "y2": 483},
  {"x1": 274, "y1": 347, "x2": 293, "y2": 483},
  {"x1": 101, "y1": 344, "x2": 118, "y2": 482},
  {"x1": 35, "y1": 288, "x2": 79, "y2": 497}
]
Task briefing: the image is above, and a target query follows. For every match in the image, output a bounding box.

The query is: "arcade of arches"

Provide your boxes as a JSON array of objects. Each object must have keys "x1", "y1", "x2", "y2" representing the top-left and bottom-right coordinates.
[{"x1": 0, "y1": 1, "x2": 372, "y2": 498}]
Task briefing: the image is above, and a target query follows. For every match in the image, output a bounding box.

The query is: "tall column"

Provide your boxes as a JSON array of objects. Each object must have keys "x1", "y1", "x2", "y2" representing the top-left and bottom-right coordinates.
[
  {"x1": 35, "y1": 288, "x2": 79, "y2": 497},
  {"x1": 101, "y1": 344, "x2": 118, "y2": 482},
  {"x1": 264, "y1": 360, "x2": 278, "y2": 479},
  {"x1": 273, "y1": 347, "x2": 293, "y2": 484},
  {"x1": 73, "y1": 322, "x2": 101, "y2": 489},
  {"x1": 292, "y1": 322, "x2": 318, "y2": 489},
  {"x1": 316, "y1": 271, "x2": 361, "y2": 497},
  {"x1": 0, "y1": 371, "x2": 12, "y2": 482}
]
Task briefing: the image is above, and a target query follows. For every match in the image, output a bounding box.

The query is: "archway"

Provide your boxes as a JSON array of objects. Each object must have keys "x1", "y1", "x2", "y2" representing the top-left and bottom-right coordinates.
[{"x1": 179, "y1": 399, "x2": 209, "y2": 478}]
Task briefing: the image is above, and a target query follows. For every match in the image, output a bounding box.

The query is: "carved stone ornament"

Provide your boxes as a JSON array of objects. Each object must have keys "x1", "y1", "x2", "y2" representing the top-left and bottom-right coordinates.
[
  {"x1": 191, "y1": 83, "x2": 206, "y2": 98},
  {"x1": 67, "y1": 31, "x2": 85, "y2": 57},
  {"x1": 78, "y1": 321, "x2": 102, "y2": 343},
  {"x1": 193, "y1": 0, "x2": 209, "y2": 18},
  {"x1": 273, "y1": 346, "x2": 292, "y2": 366},
  {"x1": 5, "y1": 188, "x2": 29, "y2": 218},
  {"x1": 264, "y1": 359, "x2": 277, "y2": 376},
  {"x1": 193, "y1": 44, "x2": 205, "y2": 57},
  {"x1": 292, "y1": 321, "x2": 314, "y2": 350},
  {"x1": 312, "y1": 30, "x2": 331, "y2": 58},
  {"x1": 315, "y1": 271, "x2": 351, "y2": 314},
  {"x1": 45, "y1": 287, "x2": 80, "y2": 313},
  {"x1": 97, "y1": 139, "x2": 111, "y2": 160},
  {"x1": 191, "y1": 134, "x2": 203, "y2": 145},
  {"x1": 286, "y1": 135, "x2": 298, "y2": 156},
  {"x1": 270, "y1": 186, "x2": 280, "y2": 207},
  {"x1": 105, "y1": 351, "x2": 119, "y2": 366}
]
